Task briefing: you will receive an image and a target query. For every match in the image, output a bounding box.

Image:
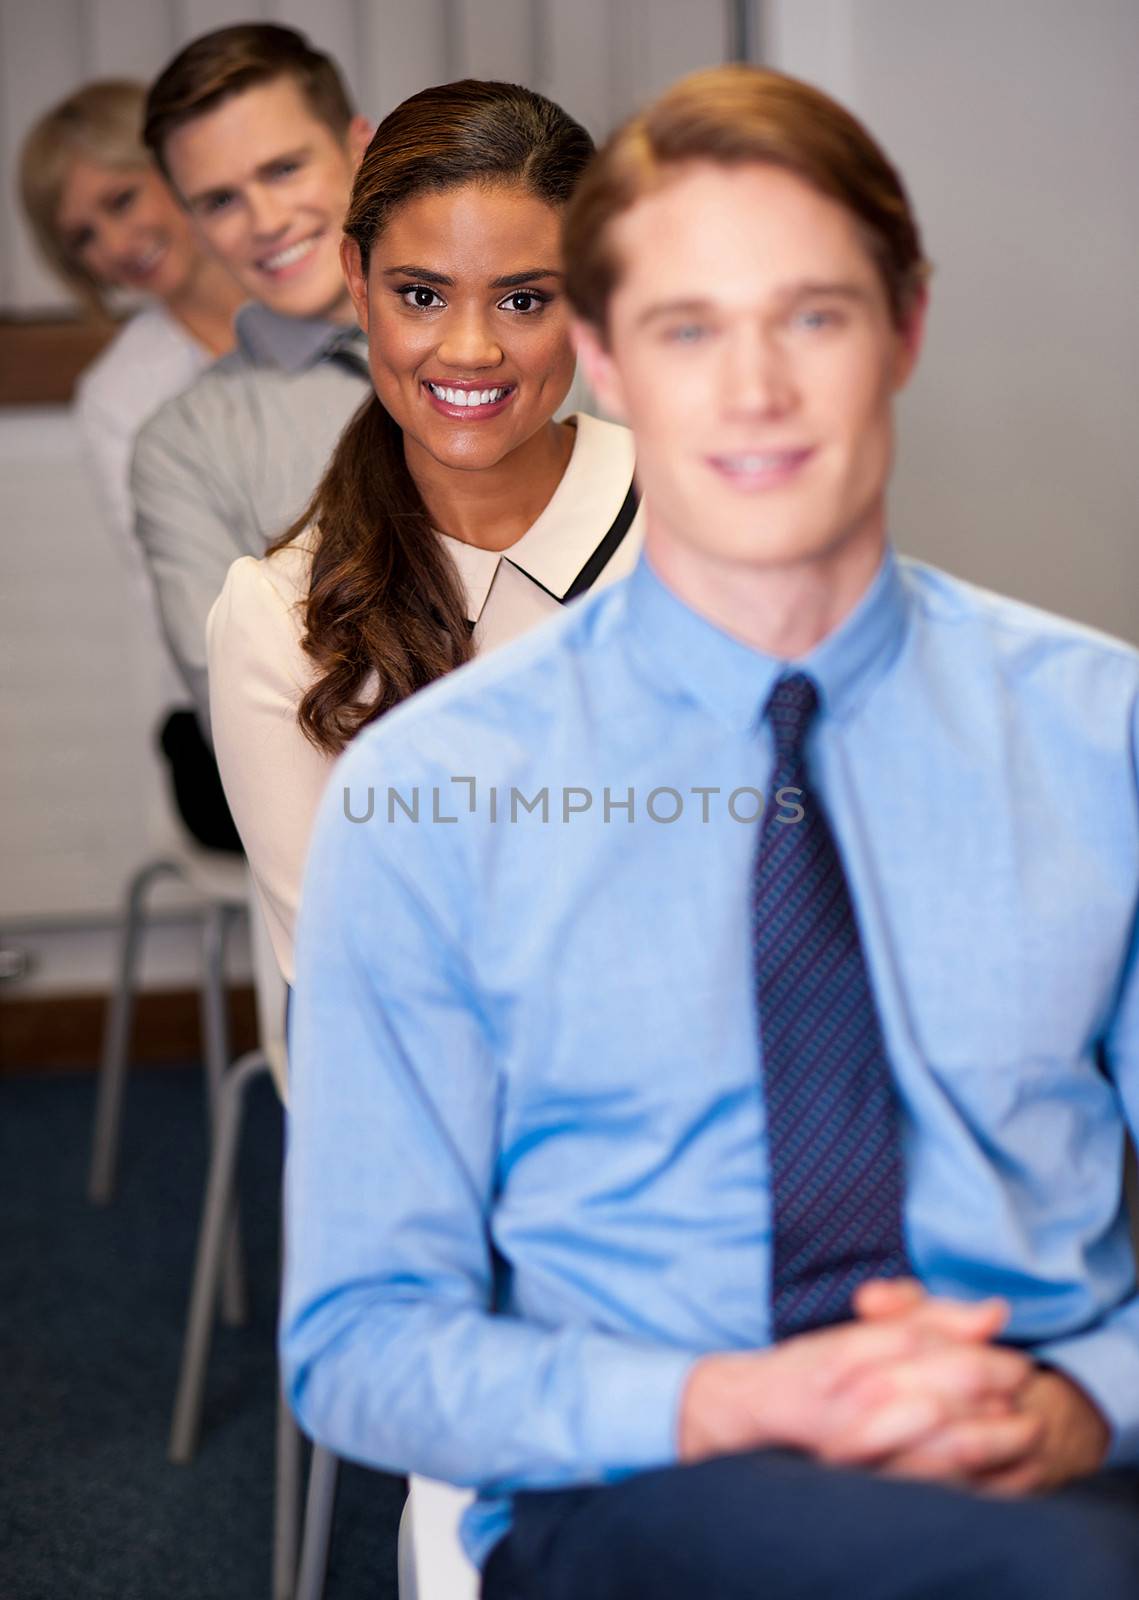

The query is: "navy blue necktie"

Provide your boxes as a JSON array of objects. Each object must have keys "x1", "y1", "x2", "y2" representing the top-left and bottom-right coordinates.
[{"x1": 754, "y1": 672, "x2": 911, "y2": 1337}]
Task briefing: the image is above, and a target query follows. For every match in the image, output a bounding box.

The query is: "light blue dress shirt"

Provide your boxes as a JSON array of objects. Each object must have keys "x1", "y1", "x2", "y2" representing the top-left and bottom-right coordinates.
[{"x1": 284, "y1": 549, "x2": 1139, "y2": 1566}]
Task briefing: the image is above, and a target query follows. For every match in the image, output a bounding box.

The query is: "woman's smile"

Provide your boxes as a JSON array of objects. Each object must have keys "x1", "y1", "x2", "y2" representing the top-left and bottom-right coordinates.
[{"x1": 422, "y1": 379, "x2": 517, "y2": 420}]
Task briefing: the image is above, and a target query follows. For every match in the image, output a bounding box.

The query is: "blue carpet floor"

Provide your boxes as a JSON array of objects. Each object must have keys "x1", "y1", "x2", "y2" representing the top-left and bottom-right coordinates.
[{"x1": 0, "y1": 1067, "x2": 404, "y2": 1599}]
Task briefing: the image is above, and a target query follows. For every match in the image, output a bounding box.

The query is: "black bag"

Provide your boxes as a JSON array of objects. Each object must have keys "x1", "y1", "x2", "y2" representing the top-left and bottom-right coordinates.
[{"x1": 158, "y1": 710, "x2": 243, "y2": 854}]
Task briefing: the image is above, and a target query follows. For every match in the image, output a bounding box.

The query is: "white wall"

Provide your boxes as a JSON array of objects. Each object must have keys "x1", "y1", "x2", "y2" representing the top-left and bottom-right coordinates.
[
  {"x1": 2, "y1": 407, "x2": 149, "y2": 924},
  {"x1": 767, "y1": 0, "x2": 1139, "y2": 643},
  {"x1": 0, "y1": 406, "x2": 254, "y2": 992}
]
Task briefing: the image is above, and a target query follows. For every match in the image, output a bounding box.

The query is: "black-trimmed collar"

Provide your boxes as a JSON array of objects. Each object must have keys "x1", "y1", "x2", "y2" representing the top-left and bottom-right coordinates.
[{"x1": 440, "y1": 414, "x2": 639, "y2": 622}]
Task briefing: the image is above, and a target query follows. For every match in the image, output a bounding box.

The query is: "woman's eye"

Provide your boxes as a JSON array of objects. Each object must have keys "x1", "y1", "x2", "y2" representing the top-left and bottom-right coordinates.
[
  {"x1": 499, "y1": 291, "x2": 547, "y2": 314},
  {"x1": 268, "y1": 160, "x2": 299, "y2": 180},
  {"x1": 400, "y1": 285, "x2": 445, "y2": 310},
  {"x1": 109, "y1": 186, "x2": 138, "y2": 214}
]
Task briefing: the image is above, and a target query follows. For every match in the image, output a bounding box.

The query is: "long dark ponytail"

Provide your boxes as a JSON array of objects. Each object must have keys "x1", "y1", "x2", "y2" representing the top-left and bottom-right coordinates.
[{"x1": 276, "y1": 80, "x2": 594, "y2": 755}]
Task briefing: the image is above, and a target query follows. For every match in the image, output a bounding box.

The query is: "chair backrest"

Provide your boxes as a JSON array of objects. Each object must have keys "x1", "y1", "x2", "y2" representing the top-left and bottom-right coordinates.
[{"x1": 403, "y1": 1476, "x2": 478, "y2": 1600}]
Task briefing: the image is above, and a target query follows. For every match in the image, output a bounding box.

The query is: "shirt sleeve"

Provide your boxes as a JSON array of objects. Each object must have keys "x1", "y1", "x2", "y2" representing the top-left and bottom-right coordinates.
[
  {"x1": 1032, "y1": 989, "x2": 1139, "y2": 1463},
  {"x1": 1031, "y1": 690, "x2": 1139, "y2": 1465},
  {"x1": 281, "y1": 761, "x2": 693, "y2": 1492},
  {"x1": 206, "y1": 555, "x2": 332, "y2": 985},
  {"x1": 131, "y1": 402, "x2": 243, "y2": 732}
]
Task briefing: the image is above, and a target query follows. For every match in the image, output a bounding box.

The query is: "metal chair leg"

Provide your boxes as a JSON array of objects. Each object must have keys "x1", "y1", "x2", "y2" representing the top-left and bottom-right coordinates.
[
  {"x1": 274, "y1": 1384, "x2": 303, "y2": 1600},
  {"x1": 168, "y1": 1048, "x2": 270, "y2": 1464},
  {"x1": 294, "y1": 1445, "x2": 340, "y2": 1600},
  {"x1": 200, "y1": 903, "x2": 248, "y2": 1327},
  {"x1": 89, "y1": 858, "x2": 181, "y2": 1203}
]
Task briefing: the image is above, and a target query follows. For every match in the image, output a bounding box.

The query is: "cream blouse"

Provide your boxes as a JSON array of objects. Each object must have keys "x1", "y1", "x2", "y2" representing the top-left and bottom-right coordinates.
[{"x1": 206, "y1": 413, "x2": 643, "y2": 981}]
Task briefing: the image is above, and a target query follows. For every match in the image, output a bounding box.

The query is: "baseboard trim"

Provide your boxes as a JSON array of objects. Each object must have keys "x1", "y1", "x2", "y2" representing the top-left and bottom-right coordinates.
[{"x1": 0, "y1": 986, "x2": 258, "y2": 1075}]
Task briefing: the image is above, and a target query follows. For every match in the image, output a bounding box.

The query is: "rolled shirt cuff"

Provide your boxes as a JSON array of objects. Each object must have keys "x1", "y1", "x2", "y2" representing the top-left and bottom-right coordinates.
[{"x1": 570, "y1": 1340, "x2": 696, "y2": 1480}]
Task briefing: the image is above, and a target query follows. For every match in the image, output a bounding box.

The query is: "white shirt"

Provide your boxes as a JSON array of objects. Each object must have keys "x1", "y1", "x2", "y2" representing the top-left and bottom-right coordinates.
[
  {"x1": 207, "y1": 413, "x2": 643, "y2": 982},
  {"x1": 75, "y1": 304, "x2": 210, "y2": 716}
]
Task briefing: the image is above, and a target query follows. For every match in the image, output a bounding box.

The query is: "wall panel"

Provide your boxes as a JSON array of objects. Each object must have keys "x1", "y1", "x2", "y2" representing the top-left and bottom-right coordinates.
[
  {"x1": 172, "y1": 0, "x2": 270, "y2": 45},
  {"x1": 0, "y1": 0, "x2": 84, "y2": 310},
  {"x1": 86, "y1": 0, "x2": 175, "y2": 79},
  {"x1": 451, "y1": 0, "x2": 537, "y2": 86},
  {"x1": 544, "y1": 0, "x2": 616, "y2": 135},
  {"x1": 356, "y1": 0, "x2": 449, "y2": 121},
  {"x1": 1, "y1": 408, "x2": 160, "y2": 920},
  {"x1": 273, "y1": 0, "x2": 365, "y2": 110},
  {"x1": 622, "y1": 0, "x2": 729, "y2": 108}
]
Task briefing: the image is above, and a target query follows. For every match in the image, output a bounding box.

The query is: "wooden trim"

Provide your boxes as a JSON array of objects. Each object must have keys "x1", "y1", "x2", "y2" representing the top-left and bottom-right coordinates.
[
  {"x1": 0, "y1": 986, "x2": 258, "y2": 1075},
  {"x1": 0, "y1": 316, "x2": 117, "y2": 407}
]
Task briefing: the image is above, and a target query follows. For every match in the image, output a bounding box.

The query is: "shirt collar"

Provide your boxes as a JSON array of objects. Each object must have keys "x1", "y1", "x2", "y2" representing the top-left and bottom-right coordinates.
[
  {"x1": 234, "y1": 302, "x2": 366, "y2": 373},
  {"x1": 441, "y1": 538, "x2": 500, "y2": 622},
  {"x1": 439, "y1": 414, "x2": 637, "y2": 623},
  {"x1": 626, "y1": 544, "x2": 909, "y2": 732}
]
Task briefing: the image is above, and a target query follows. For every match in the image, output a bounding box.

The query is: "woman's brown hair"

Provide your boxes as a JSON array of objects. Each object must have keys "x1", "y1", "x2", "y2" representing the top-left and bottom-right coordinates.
[
  {"x1": 564, "y1": 65, "x2": 930, "y2": 336},
  {"x1": 279, "y1": 79, "x2": 593, "y2": 755}
]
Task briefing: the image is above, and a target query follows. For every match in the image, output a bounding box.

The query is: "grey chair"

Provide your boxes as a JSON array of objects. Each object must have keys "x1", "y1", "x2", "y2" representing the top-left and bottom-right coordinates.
[
  {"x1": 167, "y1": 879, "x2": 340, "y2": 1600},
  {"x1": 88, "y1": 848, "x2": 251, "y2": 1323}
]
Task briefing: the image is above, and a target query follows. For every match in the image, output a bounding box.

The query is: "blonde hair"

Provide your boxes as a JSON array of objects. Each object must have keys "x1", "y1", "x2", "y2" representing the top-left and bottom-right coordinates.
[
  {"x1": 565, "y1": 65, "x2": 930, "y2": 336},
  {"x1": 19, "y1": 80, "x2": 152, "y2": 317}
]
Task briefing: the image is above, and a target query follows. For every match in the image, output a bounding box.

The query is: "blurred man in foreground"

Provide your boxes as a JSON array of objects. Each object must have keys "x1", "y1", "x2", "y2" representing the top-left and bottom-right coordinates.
[{"x1": 283, "y1": 67, "x2": 1139, "y2": 1598}]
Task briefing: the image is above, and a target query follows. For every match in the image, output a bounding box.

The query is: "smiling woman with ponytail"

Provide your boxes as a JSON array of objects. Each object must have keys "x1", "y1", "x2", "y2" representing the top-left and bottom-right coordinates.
[
  {"x1": 207, "y1": 79, "x2": 646, "y2": 981},
  {"x1": 287, "y1": 358, "x2": 474, "y2": 754}
]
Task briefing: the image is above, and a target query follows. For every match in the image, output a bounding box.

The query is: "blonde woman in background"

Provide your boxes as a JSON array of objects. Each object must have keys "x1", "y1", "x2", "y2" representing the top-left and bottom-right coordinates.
[{"x1": 20, "y1": 81, "x2": 245, "y2": 846}]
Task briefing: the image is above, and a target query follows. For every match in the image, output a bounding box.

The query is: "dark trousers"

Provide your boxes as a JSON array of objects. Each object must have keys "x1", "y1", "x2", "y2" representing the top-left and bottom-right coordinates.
[{"x1": 482, "y1": 1450, "x2": 1139, "y2": 1600}]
